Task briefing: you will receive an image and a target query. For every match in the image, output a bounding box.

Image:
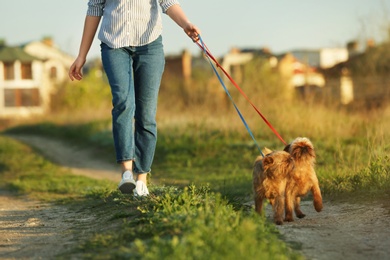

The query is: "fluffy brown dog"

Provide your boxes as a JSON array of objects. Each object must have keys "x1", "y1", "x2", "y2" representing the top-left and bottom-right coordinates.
[
  {"x1": 283, "y1": 137, "x2": 323, "y2": 222},
  {"x1": 253, "y1": 151, "x2": 294, "y2": 225}
]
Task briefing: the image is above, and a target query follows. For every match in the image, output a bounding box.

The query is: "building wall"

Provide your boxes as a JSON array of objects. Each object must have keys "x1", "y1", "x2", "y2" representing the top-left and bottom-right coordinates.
[
  {"x1": 0, "y1": 39, "x2": 73, "y2": 118},
  {"x1": 320, "y1": 48, "x2": 349, "y2": 69},
  {"x1": 24, "y1": 41, "x2": 74, "y2": 83},
  {"x1": 0, "y1": 59, "x2": 46, "y2": 117}
]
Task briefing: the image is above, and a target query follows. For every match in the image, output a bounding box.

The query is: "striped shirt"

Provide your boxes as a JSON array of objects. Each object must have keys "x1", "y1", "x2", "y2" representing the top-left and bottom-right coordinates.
[{"x1": 87, "y1": 0, "x2": 180, "y2": 48}]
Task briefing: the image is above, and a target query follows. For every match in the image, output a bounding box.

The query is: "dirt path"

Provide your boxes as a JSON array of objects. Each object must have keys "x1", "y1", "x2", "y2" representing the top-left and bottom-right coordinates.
[
  {"x1": 7, "y1": 134, "x2": 120, "y2": 182},
  {"x1": 273, "y1": 198, "x2": 390, "y2": 260},
  {"x1": 1, "y1": 135, "x2": 390, "y2": 259},
  {"x1": 0, "y1": 135, "x2": 120, "y2": 259},
  {"x1": 1, "y1": 192, "x2": 62, "y2": 259},
  {"x1": 0, "y1": 190, "x2": 106, "y2": 259}
]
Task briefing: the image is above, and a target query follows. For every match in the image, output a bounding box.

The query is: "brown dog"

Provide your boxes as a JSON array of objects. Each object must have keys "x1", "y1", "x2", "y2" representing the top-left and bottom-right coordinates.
[
  {"x1": 283, "y1": 137, "x2": 323, "y2": 222},
  {"x1": 253, "y1": 151, "x2": 294, "y2": 225}
]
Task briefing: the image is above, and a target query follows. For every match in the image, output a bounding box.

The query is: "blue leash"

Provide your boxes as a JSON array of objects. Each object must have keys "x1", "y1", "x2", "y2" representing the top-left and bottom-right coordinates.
[{"x1": 199, "y1": 35, "x2": 265, "y2": 157}]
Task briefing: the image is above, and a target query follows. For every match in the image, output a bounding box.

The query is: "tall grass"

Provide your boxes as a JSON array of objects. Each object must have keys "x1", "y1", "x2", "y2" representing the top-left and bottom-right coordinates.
[
  {"x1": 4, "y1": 56, "x2": 390, "y2": 197},
  {"x1": 4, "y1": 104, "x2": 390, "y2": 198}
]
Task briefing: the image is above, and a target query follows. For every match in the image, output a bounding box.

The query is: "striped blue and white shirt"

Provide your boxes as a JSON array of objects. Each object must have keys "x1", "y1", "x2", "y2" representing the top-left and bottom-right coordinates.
[{"x1": 87, "y1": 0, "x2": 180, "y2": 48}]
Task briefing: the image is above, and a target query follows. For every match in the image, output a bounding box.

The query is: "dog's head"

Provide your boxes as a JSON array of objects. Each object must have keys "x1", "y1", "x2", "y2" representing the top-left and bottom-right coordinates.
[
  {"x1": 285, "y1": 137, "x2": 315, "y2": 163},
  {"x1": 262, "y1": 151, "x2": 294, "y2": 178}
]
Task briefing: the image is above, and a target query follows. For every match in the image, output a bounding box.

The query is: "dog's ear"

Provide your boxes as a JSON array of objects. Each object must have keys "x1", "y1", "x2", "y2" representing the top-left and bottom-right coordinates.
[
  {"x1": 262, "y1": 147, "x2": 273, "y2": 155},
  {"x1": 263, "y1": 156, "x2": 274, "y2": 166},
  {"x1": 283, "y1": 144, "x2": 291, "y2": 153}
]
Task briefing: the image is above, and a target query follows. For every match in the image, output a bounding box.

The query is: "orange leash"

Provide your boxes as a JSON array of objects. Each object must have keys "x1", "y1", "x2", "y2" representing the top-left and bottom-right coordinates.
[{"x1": 195, "y1": 37, "x2": 287, "y2": 146}]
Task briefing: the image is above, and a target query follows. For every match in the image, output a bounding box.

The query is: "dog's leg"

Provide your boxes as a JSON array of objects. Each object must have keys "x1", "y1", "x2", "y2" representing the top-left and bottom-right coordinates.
[
  {"x1": 254, "y1": 193, "x2": 264, "y2": 214},
  {"x1": 273, "y1": 195, "x2": 284, "y2": 225},
  {"x1": 294, "y1": 197, "x2": 306, "y2": 218},
  {"x1": 311, "y1": 183, "x2": 323, "y2": 212},
  {"x1": 284, "y1": 188, "x2": 295, "y2": 222}
]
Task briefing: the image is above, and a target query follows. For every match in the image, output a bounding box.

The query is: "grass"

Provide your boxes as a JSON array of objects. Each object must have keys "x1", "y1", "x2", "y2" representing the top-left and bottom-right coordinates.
[
  {"x1": 2, "y1": 102, "x2": 389, "y2": 258},
  {"x1": 0, "y1": 135, "x2": 302, "y2": 259},
  {"x1": 0, "y1": 136, "x2": 112, "y2": 201},
  {"x1": 2, "y1": 117, "x2": 388, "y2": 259},
  {"x1": 78, "y1": 185, "x2": 300, "y2": 259},
  {"x1": 4, "y1": 103, "x2": 390, "y2": 199},
  {"x1": 1, "y1": 57, "x2": 389, "y2": 258}
]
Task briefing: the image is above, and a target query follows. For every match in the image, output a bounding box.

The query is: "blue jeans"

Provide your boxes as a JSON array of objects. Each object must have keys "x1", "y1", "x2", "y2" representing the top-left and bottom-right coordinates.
[{"x1": 101, "y1": 36, "x2": 165, "y2": 174}]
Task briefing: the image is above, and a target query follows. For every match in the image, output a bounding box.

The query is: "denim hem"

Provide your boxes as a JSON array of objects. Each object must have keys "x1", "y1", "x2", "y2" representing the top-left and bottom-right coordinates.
[
  {"x1": 134, "y1": 171, "x2": 151, "y2": 175},
  {"x1": 116, "y1": 158, "x2": 135, "y2": 164}
]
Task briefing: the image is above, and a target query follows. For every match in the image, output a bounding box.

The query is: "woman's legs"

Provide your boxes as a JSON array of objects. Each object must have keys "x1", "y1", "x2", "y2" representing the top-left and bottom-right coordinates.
[
  {"x1": 101, "y1": 43, "x2": 135, "y2": 165},
  {"x1": 101, "y1": 43, "x2": 137, "y2": 193},
  {"x1": 101, "y1": 36, "x2": 165, "y2": 193}
]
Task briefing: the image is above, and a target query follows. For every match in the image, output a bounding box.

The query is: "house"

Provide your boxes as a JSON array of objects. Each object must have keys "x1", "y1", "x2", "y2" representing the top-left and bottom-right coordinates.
[
  {"x1": 277, "y1": 52, "x2": 325, "y2": 89},
  {"x1": 283, "y1": 48, "x2": 348, "y2": 87},
  {"x1": 268, "y1": 48, "x2": 348, "y2": 101},
  {"x1": 23, "y1": 37, "x2": 74, "y2": 83},
  {"x1": 0, "y1": 42, "x2": 46, "y2": 118},
  {"x1": 214, "y1": 47, "x2": 348, "y2": 90},
  {"x1": 322, "y1": 41, "x2": 390, "y2": 108},
  {"x1": 222, "y1": 47, "x2": 276, "y2": 79},
  {"x1": 0, "y1": 38, "x2": 73, "y2": 118},
  {"x1": 163, "y1": 49, "x2": 193, "y2": 82}
]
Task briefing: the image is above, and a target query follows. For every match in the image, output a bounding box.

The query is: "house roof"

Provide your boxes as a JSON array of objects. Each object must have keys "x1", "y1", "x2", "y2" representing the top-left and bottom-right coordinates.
[
  {"x1": 289, "y1": 50, "x2": 321, "y2": 68},
  {"x1": 240, "y1": 47, "x2": 273, "y2": 58},
  {"x1": 0, "y1": 45, "x2": 41, "y2": 62}
]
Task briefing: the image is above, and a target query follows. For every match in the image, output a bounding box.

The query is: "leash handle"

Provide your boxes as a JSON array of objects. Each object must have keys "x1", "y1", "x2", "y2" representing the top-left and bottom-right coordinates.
[{"x1": 195, "y1": 36, "x2": 287, "y2": 146}]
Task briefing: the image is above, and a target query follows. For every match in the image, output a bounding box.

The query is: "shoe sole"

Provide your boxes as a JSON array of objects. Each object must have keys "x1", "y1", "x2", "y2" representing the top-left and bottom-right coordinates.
[{"x1": 119, "y1": 182, "x2": 136, "y2": 194}]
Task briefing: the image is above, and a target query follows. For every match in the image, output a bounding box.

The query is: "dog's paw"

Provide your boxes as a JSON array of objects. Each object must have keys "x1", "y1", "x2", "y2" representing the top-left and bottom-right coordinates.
[
  {"x1": 314, "y1": 202, "x2": 323, "y2": 212},
  {"x1": 275, "y1": 219, "x2": 283, "y2": 225},
  {"x1": 295, "y1": 209, "x2": 306, "y2": 218},
  {"x1": 284, "y1": 216, "x2": 294, "y2": 222}
]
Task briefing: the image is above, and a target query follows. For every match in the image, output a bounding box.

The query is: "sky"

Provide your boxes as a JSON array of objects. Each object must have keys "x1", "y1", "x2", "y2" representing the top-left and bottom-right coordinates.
[{"x1": 1, "y1": 0, "x2": 389, "y2": 59}]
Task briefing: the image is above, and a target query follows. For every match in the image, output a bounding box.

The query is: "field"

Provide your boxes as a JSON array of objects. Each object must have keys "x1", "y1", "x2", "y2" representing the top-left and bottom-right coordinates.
[{"x1": 1, "y1": 60, "x2": 390, "y2": 259}]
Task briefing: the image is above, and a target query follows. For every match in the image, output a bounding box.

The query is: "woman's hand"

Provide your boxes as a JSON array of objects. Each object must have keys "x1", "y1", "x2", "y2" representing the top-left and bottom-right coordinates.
[
  {"x1": 68, "y1": 56, "x2": 86, "y2": 81},
  {"x1": 183, "y1": 22, "x2": 201, "y2": 42}
]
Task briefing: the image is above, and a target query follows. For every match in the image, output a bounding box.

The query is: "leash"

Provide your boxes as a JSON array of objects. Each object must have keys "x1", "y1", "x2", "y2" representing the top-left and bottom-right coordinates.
[
  {"x1": 198, "y1": 36, "x2": 265, "y2": 157},
  {"x1": 195, "y1": 36, "x2": 287, "y2": 146}
]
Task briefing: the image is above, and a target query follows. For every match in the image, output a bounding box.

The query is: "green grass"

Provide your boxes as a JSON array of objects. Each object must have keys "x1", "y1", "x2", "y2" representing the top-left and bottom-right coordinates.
[
  {"x1": 320, "y1": 155, "x2": 390, "y2": 196},
  {"x1": 2, "y1": 111, "x2": 389, "y2": 259},
  {"x1": 78, "y1": 185, "x2": 301, "y2": 259},
  {"x1": 0, "y1": 135, "x2": 112, "y2": 201},
  {"x1": 0, "y1": 135, "x2": 302, "y2": 259},
  {"x1": 4, "y1": 121, "x2": 258, "y2": 199},
  {"x1": 5, "y1": 111, "x2": 390, "y2": 199}
]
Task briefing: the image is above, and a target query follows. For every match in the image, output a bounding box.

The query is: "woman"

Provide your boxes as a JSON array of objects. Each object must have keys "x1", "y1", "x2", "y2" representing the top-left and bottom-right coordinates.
[{"x1": 69, "y1": 0, "x2": 200, "y2": 196}]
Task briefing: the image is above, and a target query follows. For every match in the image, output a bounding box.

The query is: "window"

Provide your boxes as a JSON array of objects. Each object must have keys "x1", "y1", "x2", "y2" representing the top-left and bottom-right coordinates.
[
  {"x1": 3, "y1": 62, "x2": 15, "y2": 80},
  {"x1": 21, "y1": 62, "x2": 33, "y2": 79},
  {"x1": 4, "y1": 88, "x2": 40, "y2": 107}
]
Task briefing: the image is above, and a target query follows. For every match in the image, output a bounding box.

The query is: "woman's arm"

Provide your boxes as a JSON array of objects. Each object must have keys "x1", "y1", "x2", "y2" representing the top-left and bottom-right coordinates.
[
  {"x1": 166, "y1": 4, "x2": 201, "y2": 42},
  {"x1": 69, "y1": 15, "x2": 101, "y2": 81}
]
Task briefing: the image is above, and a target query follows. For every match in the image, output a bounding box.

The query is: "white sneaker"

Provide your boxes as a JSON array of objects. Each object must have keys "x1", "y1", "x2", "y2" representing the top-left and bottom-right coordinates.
[
  {"x1": 133, "y1": 180, "x2": 149, "y2": 197},
  {"x1": 118, "y1": 170, "x2": 136, "y2": 194}
]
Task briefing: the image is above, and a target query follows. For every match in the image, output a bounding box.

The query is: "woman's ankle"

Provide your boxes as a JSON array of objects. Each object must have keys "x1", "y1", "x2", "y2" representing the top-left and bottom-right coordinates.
[
  {"x1": 136, "y1": 173, "x2": 148, "y2": 185},
  {"x1": 120, "y1": 160, "x2": 133, "y2": 173}
]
